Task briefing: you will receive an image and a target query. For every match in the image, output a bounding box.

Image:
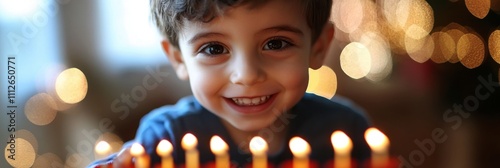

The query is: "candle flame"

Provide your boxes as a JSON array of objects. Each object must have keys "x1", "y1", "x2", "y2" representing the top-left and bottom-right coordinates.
[
  {"x1": 331, "y1": 131, "x2": 353, "y2": 155},
  {"x1": 210, "y1": 135, "x2": 228, "y2": 155},
  {"x1": 130, "y1": 143, "x2": 145, "y2": 157},
  {"x1": 249, "y1": 136, "x2": 268, "y2": 155},
  {"x1": 95, "y1": 141, "x2": 111, "y2": 155},
  {"x1": 364, "y1": 128, "x2": 390, "y2": 153},
  {"x1": 289, "y1": 137, "x2": 311, "y2": 158},
  {"x1": 181, "y1": 133, "x2": 198, "y2": 150},
  {"x1": 156, "y1": 139, "x2": 173, "y2": 157}
]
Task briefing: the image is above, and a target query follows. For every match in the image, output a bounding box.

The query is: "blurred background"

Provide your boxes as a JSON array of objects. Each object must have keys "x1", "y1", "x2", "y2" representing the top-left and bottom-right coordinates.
[{"x1": 0, "y1": 0, "x2": 499, "y2": 167}]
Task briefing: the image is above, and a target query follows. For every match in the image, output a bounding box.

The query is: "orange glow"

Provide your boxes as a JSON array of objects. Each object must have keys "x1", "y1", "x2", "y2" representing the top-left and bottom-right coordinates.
[
  {"x1": 157, "y1": 140, "x2": 173, "y2": 157},
  {"x1": 457, "y1": 33, "x2": 485, "y2": 69}
]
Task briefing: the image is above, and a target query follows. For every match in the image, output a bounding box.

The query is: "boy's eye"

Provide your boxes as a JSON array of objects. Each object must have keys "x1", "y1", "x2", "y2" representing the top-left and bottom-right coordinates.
[
  {"x1": 200, "y1": 43, "x2": 228, "y2": 55},
  {"x1": 263, "y1": 39, "x2": 291, "y2": 50}
]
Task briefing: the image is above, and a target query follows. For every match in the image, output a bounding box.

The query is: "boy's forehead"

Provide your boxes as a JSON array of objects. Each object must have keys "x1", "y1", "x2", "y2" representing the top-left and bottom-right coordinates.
[{"x1": 178, "y1": 0, "x2": 306, "y2": 36}]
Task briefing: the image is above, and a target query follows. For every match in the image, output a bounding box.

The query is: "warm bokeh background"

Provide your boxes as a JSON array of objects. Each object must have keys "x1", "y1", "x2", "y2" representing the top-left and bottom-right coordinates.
[{"x1": 1, "y1": 0, "x2": 499, "y2": 167}]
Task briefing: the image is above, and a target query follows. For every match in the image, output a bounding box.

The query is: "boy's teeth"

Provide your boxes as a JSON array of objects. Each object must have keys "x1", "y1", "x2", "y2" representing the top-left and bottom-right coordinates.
[{"x1": 232, "y1": 96, "x2": 270, "y2": 106}]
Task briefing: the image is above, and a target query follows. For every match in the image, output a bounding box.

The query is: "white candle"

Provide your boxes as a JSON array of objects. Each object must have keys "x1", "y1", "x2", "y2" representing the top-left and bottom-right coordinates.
[
  {"x1": 249, "y1": 136, "x2": 268, "y2": 168},
  {"x1": 182, "y1": 133, "x2": 199, "y2": 168},
  {"x1": 289, "y1": 137, "x2": 311, "y2": 168},
  {"x1": 331, "y1": 131, "x2": 352, "y2": 168},
  {"x1": 157, "y1": 139, "x2": 174, "y2": 168},
  {"x1": 210, "y1": 136, "x2": 230, "y2": 168},
  {"x1": 130, "y1": 143, "x2": 150, "y2": 168},
  {"x1": 364, "y1": 128, "x2": 390, "y2": 168}
]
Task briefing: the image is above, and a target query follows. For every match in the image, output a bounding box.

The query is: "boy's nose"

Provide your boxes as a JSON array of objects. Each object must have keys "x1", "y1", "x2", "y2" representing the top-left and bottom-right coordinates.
[{"x1": 229, "y1": 55, "x2": 266, "y2": 86}]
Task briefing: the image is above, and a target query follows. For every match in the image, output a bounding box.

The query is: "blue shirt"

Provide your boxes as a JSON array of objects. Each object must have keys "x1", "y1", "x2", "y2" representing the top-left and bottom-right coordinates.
[{"x1": 89, "y1": 93, "x2": 371, "y2": 167}]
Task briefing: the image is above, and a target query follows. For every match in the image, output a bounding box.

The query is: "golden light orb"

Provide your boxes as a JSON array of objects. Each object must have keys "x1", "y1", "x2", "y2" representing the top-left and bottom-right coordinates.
[
  {"x1": 306, "y1": 66, "x2": 337, "y2": 99},
  {"x1": 24, "y1": 93, "x2": 58, "y2": 126},
  {"x1": 457, "y1": 33, "x2": 485, "y2": 69},
  {"x1": 340, "y1": 42, "x2": 372, "y2": 79},
  {"x1": 489, "y1": 30, "x2": 500, "y2": 64},
  {"x1": 55, "y1": 68, "x2": 88, "y2": 104},
  {"x1": 465, "y1": 0, "x2": 491, "y2": 19}
]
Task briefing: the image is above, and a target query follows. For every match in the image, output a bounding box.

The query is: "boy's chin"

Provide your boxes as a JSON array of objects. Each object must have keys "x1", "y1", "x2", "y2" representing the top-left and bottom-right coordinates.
[{"x1": 229, "y1": 119, "x2": 278, "y2": 133}]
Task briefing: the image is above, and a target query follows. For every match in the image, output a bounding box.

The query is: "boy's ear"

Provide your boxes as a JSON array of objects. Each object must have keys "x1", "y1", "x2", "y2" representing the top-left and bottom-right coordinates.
[
  {"x1": 161, "y1": 40, "x2": 189, "y2": 80},
  {"x1": 309, "y1": 22, "x2": 334, "y2": 69}
]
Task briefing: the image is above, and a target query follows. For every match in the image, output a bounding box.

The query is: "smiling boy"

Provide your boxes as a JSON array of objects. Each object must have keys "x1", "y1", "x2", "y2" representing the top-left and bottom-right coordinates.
[{"x1": 89, "y1": 0, "x2": 371, "y2": 167}]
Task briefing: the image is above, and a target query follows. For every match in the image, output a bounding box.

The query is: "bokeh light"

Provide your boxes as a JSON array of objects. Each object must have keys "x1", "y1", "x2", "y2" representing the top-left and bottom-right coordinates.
[
  {"x1": 94, "y1": 141, "x2": 112, "y2": 160},
  {"x1": 489, "y1": 30, "x2": 500, "y2": 64},
  {"x1": 16, "y1": 129, "x2": 39, "y2": 153},
  {"x1": 442, "y1": 23, "x2": 469, "y2": 63},
  {"x1": 32, "y1": 153, "x2": 64, "y2": 168},
  {"x1": 55, "y1": 68, "x2": 88, "y2": 104},
  {"x1": 96, "y1": 132, "x2": 124, "y2": 154},
  {"x1": 465, "y1": 0, "x2": 491, "y2": 19},
  {"x1": 340, "y1": 42, "x2": 372, "y2": 79},
  {"x1": 331, "y1": 0, "x2": 364, "y2": 33},
  {"x1": 398, "y1": 0, "x2": 434, "y2": 40},
  {"x1": 407, "y1": 34, "x2": 434, "y2": 63},
  {"x1": 306, "y1": 65, "x2": 337, "y2": 99},
  {"x1": 24, "y1": 93, "x2": 58, "y2": 126},
  {"x1": 360, "y1": 32, "x2": 392, "y2": 81},
  {"x1": 457, "y1": 33, "x2": 485, "y2": 69},
  {"x1": 430, "y1": 31, "x2": 455, "y2": 64},
  {"x1": 4, "y1": 138, "x2": 36, "y2": 168},
  {"x1": 65, "y1": 153, "x2": 92, "y2": 168}
]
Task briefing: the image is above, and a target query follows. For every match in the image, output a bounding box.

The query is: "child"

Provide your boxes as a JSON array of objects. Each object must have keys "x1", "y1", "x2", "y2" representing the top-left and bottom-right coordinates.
[{"x1": 90, "y1": 0, "x2": 371, "y2": 167}]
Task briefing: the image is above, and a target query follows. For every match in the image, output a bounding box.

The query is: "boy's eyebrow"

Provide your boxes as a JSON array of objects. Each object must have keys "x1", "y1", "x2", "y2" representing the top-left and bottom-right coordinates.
[
  {"x1": 262, "y1": 25, "x2": 304, "y2": 36},
  {"x1": 187, "y1": 32, "x2": 224, "y2": 44}
]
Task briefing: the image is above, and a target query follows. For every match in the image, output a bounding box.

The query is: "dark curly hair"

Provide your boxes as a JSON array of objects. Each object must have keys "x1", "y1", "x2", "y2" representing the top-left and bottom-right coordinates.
[{"x1": 150, "y1": 0, "x2": 332, "y2": 48}]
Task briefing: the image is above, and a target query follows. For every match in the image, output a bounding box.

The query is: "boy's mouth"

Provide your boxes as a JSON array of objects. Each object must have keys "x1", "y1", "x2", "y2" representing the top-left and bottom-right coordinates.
[
  {"x1": 225, "y1": 94, "x2": 277, "y2": 114},
  {"x1": 231, "y1": 95, "x2": 271, "y2": 106}
]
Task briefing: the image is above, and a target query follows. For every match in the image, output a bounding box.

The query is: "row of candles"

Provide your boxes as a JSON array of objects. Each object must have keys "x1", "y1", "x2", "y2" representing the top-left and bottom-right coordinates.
[{"x1": 95, "y1": 127, "x2": 392, "y2": 168}]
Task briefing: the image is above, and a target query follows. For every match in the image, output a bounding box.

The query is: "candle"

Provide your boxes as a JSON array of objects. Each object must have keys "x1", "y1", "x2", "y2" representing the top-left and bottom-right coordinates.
[
  {"x1": 182, "y1": 133, "x2": 199, "y2": 168},
  {"x1": 130, "y1": 143, "x2": 150, "y2": 168},
  {"x1": 364, "y1": 128, "x2": 390, "y2": 168},
  {"x1": 95, "y1": 141, "x2": 111, "y2": 159},
  {"x1": 210, "y1": 136, "x2": 230, "y2": 168},
  {"x1": 157, "y1": 139, "x2": 174, "y2": 168},
  {"x1": 249, "y1": 136, "x2": 268, "y2": 168},
  {"x1": 95, "y1": 141, "x2": 111, "y2": 168},
  {"x1": 289, "y1": 137, "x2": 311, "y2": 168},
  {"x1": 331, "y1": 131, "x2": 353, "y2": 168}
]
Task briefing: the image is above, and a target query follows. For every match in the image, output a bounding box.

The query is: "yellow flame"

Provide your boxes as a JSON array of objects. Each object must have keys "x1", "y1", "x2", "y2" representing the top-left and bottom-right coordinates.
[
  {"x1": 181, "y1": 133, "x2": 198, "y2": 150},
  {"x1": 331, "y1": 131, "x2": 353, "y2": 155},
  {"x1": 289, "y1": 137, "x2": 311, "y2": 158},
  {"x1": 157, "y1": 139, "x2": 174, "y2": 157},
  {"x1": 210, "y1": 136, "x2": 228, "y2": 155},
  {"x1": 249, "y1": 136, "x2": 268, "y2": 156},
  {"x1": 364, "y1": 128, "x2": 390, "y2": 153}
]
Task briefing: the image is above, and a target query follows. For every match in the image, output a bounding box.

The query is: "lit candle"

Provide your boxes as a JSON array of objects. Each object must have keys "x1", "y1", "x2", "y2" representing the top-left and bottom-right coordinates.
[
  {"x1": 157, "y1": 139, "x2": 174, "y2": 168},
  {"x1": 210, "y1": 136, "x2": 230, "y2": 168},
  {"x1": 130, "y1": 143, "x2": 150, "y2": 168},
  {"x1": 95, "y1": 141, "x2": 111, "y2": 159},
  {"x1": 289, "y1": 137, "x2": 311, "y2": 168},
  {"x1": 182, "y1": 133, "x2": 199, "y2": 168},
  {"x1": 95, "y1": 141, "x2": 111, "y2": 168},
  {"x1": 249, "y1": 136, "x2": 268, "y2": 168},
  {"x1": 364, "y1": 128, "x2": 390, "y2": 168},
  {"x1": 331, "y1": 131, "x2": 353, "y2": 168}
]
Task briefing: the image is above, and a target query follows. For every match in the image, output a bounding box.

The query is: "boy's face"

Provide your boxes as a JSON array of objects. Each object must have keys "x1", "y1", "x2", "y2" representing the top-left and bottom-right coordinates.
[{"x1": 165, "y1": 0, "x2": 331, "y2": 132}]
